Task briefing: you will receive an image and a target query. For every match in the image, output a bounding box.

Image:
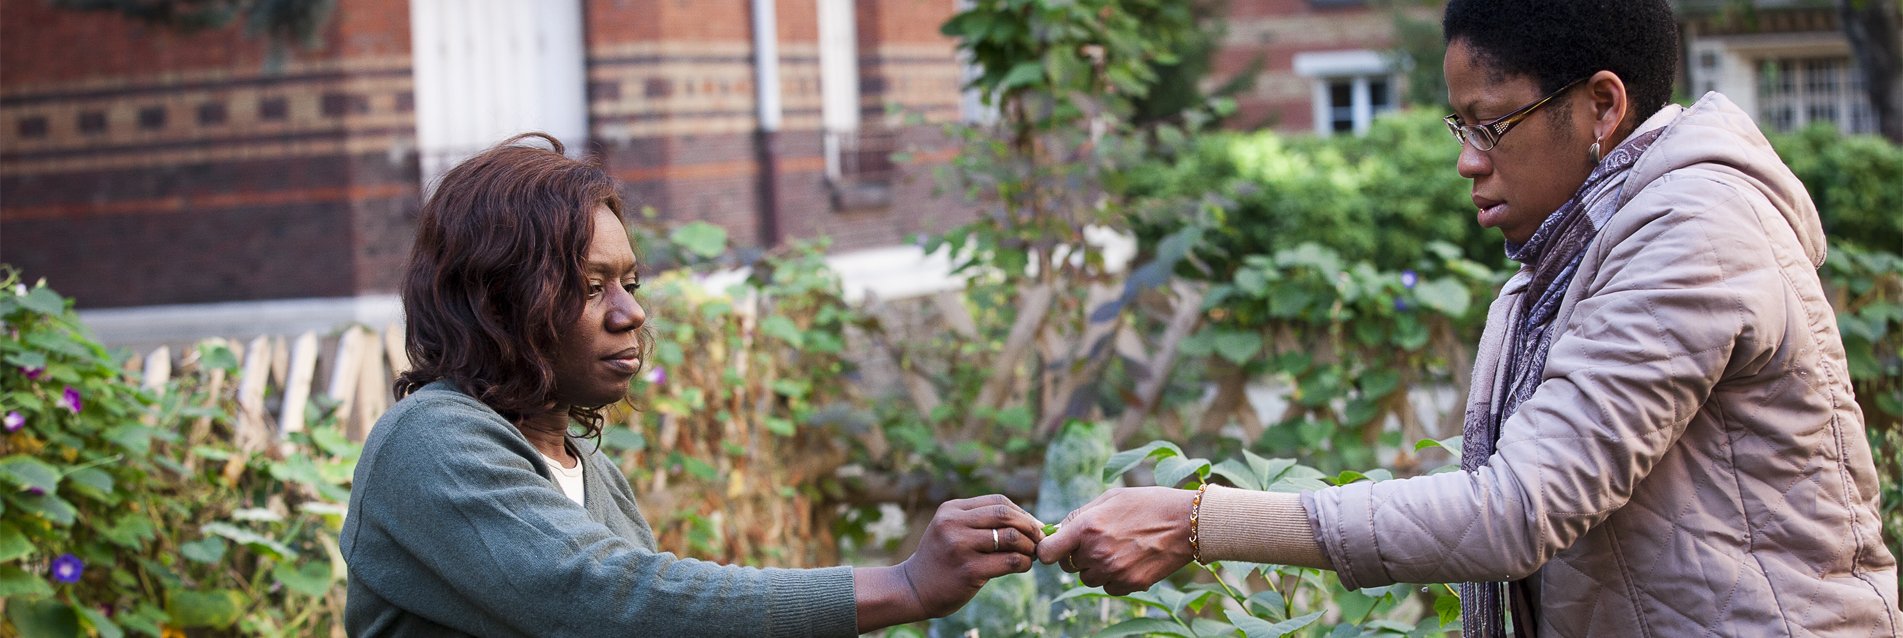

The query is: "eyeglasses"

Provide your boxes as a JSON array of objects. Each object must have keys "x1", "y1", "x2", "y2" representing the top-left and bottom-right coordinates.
[{"x1": 1443, "y1": 77, "x2": 1587, "y2": 151}]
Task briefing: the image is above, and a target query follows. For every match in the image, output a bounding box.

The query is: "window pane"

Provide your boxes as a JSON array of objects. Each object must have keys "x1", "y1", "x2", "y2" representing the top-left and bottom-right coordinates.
[{"x1": 1369, "y1": 78, "x2": 1392, "y2": 113}]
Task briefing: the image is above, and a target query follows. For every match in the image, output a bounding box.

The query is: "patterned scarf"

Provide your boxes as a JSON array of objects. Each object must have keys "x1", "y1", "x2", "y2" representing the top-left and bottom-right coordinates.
[{"x1": 1457, "y1": 127, "x2": 1664, "y2": 638}]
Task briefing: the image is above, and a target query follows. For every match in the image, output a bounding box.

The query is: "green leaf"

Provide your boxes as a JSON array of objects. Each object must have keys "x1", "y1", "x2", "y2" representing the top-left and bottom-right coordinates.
[
  {"x1": 77, "y1": 606, "x2": 123, "y2": 638},
  {"x1": 1153, "y1": 455, "x2": 1210, "y2": 488},
  {"x1": 165, "y1": 588, "x2": 246, "y2": 628},
  {"x1": 1246, "y1": 610, "x2": 1324, "y2": 638},
  {"x1": 601, "y1": 427, "x2": 646, "y2": 452},
  {"x1": 764, "y1": 417, "x2": 796, "y2": 436},
  {"x1": 99, "y1": 515, "x2": 157, "y2": 549},
  {"x1": 203, "y1": 522, "x2": 297, "y2": 560},
  {"x1": 0, "y1": 455, "x2": 62, "y2": 493},
  {"x1": 996, "y1": 61, "x2": 1045, "y2": 92},
  {"x1": 1414, "y1": 278, "x2": 1472, "y2": 318},
  {"x1": 759, "y1": 315, "x2": 805, "y2": 347},
  {"x1": 0, "y1": 522, "x2": 32, "y2": 561},
  {"x1": 1210, "y1": 458, "x2": 1263, "y2": 490},
  {"x1": 63, "y1": 467, "x2": 113, "y2": 497},
  {"x1": 1212, "y1": 329, "x2": 1264, "y2": 365},
  {"x1": 1102, "y1": 441, "x2": 1182, "y2": 482},
  {"x1": 1047, "y1": 584, "x2": 1108, "y2": 605},
  {"x1": 198, "y1": 344, "x2": 239, "y2": 372},
  {"x1": 7, "y1": 596, "x2": 78, "y2": 637},
  {"x1": 1096, "y1": 617, "x2": 1191, "y2": 638},
  {"x1": 1245, "y1": 590, "x2": 1288, "y2": 621},
  {"x1": 669, "y1": 222, "x2": 729, "y2": 259},
  {"x1": 20, "y1": 287, "x2": 66, "y2": 316},
  {"x1": 1436, "y1": 591, "x2": 1463, "y2": 626},
  {"x1": 0, "y1": 565, "x2": 53, "y2": 598},
  {"x1": 180, "y1": 537, "x2": 227, "y2": 564},
  {"x1": 12, "y1": 491, "x2": 78, "y2": 526},
  {"x1": 272, "y1": 560, "x2": 334, "y2": 598}
]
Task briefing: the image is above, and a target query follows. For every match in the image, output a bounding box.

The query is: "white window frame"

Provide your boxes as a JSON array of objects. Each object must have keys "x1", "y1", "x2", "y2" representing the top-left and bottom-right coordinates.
[
  {"x1": 409, "y1": 0, "x2": 590, "y2": 189},
  {"x1": 818, "y1": 0, "x2": 861, "y2": 181},
  {"x1": 1293, "y1": 50, "x2": 1396, "y2": 136}
]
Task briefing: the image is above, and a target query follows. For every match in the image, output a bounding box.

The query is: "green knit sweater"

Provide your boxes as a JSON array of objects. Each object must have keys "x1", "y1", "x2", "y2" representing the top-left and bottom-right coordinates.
[{"x1": 341, "y1": 381, "x2": 859, "y2": 637}]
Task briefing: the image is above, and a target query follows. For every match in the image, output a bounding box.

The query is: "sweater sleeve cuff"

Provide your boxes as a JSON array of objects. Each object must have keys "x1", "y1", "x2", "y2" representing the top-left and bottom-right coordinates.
[
  {"x1": 1198, "y1": 485, "x2": 1333, "y2": 570},
  {"x1": 763, "y1": 566, "x2": 858, "y2": 638}
]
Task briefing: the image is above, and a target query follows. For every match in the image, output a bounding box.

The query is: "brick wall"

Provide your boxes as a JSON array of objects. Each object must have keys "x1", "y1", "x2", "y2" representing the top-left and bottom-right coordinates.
[
  {"x1": 582, "y1": 0, "x2": 976, "y2": 254},
  {"x1": 0, "y1": 0, "x2": 418, "y2": 309},
  {"x1": 1214, "y1": 0, "x2": 1406, "y2": 132}
]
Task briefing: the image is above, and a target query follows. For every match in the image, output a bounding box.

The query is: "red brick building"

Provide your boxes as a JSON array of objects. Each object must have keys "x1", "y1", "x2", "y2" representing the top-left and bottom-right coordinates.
[{"x1": 1, "y1": 0, "x2": 973, "y2": 318}]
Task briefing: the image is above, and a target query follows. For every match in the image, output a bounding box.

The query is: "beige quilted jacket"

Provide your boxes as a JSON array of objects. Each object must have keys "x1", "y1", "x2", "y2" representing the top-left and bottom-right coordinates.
[{"x1": 1305, "y1": 93, "x2": 1900, "y2": 636}]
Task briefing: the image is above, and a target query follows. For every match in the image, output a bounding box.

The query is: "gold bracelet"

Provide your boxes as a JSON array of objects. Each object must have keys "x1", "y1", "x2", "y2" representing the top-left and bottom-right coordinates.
[{"x1": 1189, "y1": 483, "x2": 1209, "y2": 564}]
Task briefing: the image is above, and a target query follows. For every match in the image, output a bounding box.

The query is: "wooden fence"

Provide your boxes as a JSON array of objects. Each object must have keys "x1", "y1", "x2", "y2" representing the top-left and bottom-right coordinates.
[{"x1": 123, "y1": 324, "x2": 409, "y2": 448}]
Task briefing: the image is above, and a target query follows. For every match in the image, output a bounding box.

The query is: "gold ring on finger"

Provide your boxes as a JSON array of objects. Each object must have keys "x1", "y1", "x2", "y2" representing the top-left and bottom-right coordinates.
[{"x1": 991, "y1": 528, "x2": 1001, "y2": 552}]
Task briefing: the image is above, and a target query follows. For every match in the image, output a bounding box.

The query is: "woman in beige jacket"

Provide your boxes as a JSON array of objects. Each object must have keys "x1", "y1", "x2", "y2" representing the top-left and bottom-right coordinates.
[{"x1": 1035, "y1": 0, "x2": 1900, "y2": 635}]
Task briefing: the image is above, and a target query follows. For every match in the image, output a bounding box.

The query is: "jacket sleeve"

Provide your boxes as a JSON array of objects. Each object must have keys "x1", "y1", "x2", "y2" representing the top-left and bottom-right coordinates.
[
  {"x1": 343, "y1": 397, "x2": 858, "y2": 638},
  {"x1": 1306, "y1": 180, "x2": 1778, "y2": 589}
]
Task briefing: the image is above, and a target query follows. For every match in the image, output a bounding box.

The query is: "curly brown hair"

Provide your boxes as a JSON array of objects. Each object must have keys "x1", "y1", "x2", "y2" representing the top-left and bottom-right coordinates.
[{"x1": 393, "y1": 132, "x2": 642, "y2": 438}]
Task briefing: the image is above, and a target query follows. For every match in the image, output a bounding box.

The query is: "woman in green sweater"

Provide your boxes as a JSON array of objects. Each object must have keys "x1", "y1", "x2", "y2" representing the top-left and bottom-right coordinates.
[{"x1": 340, "y1": 133, "x2": 1046, "y2": 637}]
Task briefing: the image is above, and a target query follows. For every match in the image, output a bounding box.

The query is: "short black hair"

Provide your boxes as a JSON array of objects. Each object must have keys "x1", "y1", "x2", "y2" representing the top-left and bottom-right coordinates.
[{"x1": 1444, "y1": 0, "x2": 1679, "y2": 124}]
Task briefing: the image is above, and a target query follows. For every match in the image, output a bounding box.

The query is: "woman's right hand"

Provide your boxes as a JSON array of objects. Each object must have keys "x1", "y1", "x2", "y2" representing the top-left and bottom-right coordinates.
[{"x1": 854, "y1": 494, "x2": 1044, "y2": 631}]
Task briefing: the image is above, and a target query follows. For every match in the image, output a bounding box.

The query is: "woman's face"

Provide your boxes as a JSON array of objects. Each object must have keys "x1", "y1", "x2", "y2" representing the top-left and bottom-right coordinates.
[
  {"x1": 551, "y1": 205, "x2": 647, "y2": 408},
  {"x1": 1443, "y1": 40, "x2": 1596, "y2": 244}
]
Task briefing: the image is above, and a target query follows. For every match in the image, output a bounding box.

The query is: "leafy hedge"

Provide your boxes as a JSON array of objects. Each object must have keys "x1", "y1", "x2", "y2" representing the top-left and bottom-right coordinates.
[{"x1": 0, "y1": 270, "x2": 353, "y2": 636}]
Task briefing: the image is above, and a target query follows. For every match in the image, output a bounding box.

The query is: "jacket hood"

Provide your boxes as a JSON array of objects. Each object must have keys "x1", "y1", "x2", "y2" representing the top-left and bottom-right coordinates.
[{"x1": 1618, "y1": 92, "x2": 1828, "y2": 267}]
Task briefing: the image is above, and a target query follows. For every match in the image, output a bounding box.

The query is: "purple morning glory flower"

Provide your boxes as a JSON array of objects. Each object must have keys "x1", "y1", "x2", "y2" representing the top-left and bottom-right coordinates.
[
  {"x1": 1394, "y1": 297, "x2": 1411, "y2": 312},
  {"x1": 3, "y1": 411, "x2": 21, "y2": 432},
  {"x1": 50, "y1": 554, "x2": 83, "y2": 583},
  {"x1": 24, "y1": 486, "x2": 43, "y2": 496},
  {"x1": 21, "y1": 366, "x2": 43, "y2": 381},
  {"x1": 1400, "y1": 270, "x2": 1418, "y2": 289},
  {"x1": 643, "y1": 365, "x2": 667, "y2": 385},
  {"x1": 61, "y1": 387, "x2": 82, "y2": 414}
]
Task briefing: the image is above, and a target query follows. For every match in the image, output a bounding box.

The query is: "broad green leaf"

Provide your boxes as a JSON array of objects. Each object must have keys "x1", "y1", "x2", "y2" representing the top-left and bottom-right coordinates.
[
  {"x1": 1414, "y1": 278, "x2": 1472, "y2": 318},
  {"x1": 1153, "y1": 455, "x2": 1210, "y2": 488},
  {"x1": 1096, "y1": 617, "x2": 1191, "y2": 638},
  {"x1": 77, "y1": 606, "x2": 123, "y2": 638},
  {"x1": 203, "y1": 522, "x2": 297, "y2": 560},
  {"x1": 996, "y1": 61, "x2": 1044, "y2": 92},
  {"x1": 758, "y1": 316, "x2": 805, "y2": 347},
  {"x1": 1102, "y1": 441, "x2": 1182, "y2": 483},
  {"x1": 1210, "y1": 458, "x2": 1263, "y2": 490},
  {"x1": 198, "y1": 344, "x2": 239, "y2": 372},
  {"x1": 1047, "y1": 585, "x2": 1108, "y2": 606},
  {"x1": 180, "y1": 537, "x2": 227, "y2": 564},
  {"x1": 7, "y1": 596, "x2": 77, "y2": 637},
  {"x1": 99, "y1": 515, "x2": 157, "y2": 549},
  {"x1": 1245, "y1": 610, "x2": 1324, "y2": 638},
  {"x1": 12, "y1": 491, "x2": 77, "y2": 526},
  {"x1": 1212, "y1": 329, "x2": 1264, "y2": 365},
  {"x1": 764, "y1": 417, "x2": 796, "y2": 436},
  {"x1": 20, "y1": 287, "x2": 66, "y2": 316},
  {"x1": 272, "y1": 560, "x2": 333, "y2": 598},
  {"x1": 63, "y1": 467, "x2": 113, "y2": 497},
  {"x1": 0, "y1": 522, "x2": 32, "y2": 561},
  {"x1": 1436, "y1": 592, "x2": 1463, "y2": 626},
  {"x1": 0, "y1": 565, "x2": 53, "y2": 598},
  {"x1": 1246, "y1": 590, "x2": 1288, "y2": 621},
  {"x1": 602, "y1": 427, "x2": 646, "y2": 452},
  {"x1": 668, "y1": 222, "x2": 728, "y2": 258},
  {"x1": 1361, "y1": 369, "x2": 1402, "y2": 399},
  {"x1": 0, "y1": 455, "x2": 61, "y2": 493},
  {"x1": 165, "y1": 588, "x2": 246, "y2": 628}
]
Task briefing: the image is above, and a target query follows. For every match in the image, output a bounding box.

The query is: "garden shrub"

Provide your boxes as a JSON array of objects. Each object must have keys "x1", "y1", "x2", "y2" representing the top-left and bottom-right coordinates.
[
  {"x1": 0, "y1": 270, "x2": 354, "y2": 637},
  {"x1": 1769, "y1": 124, "x2": 1903, "y2": 253}
]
